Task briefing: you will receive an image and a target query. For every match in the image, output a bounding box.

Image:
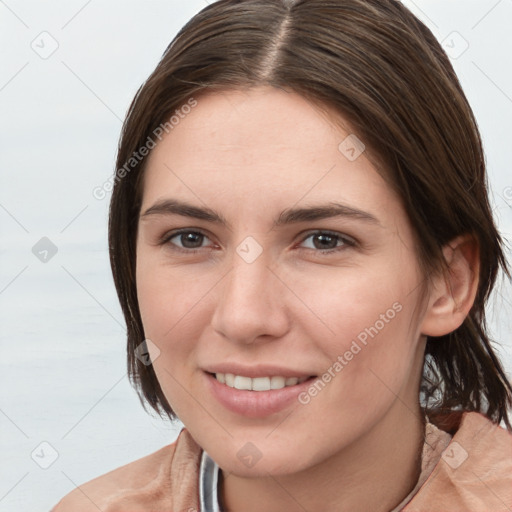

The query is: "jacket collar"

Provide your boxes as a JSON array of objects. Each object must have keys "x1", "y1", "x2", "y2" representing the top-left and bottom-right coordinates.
[{"x1": 171, "y1": 412, "x2": 512, "y2": 511}]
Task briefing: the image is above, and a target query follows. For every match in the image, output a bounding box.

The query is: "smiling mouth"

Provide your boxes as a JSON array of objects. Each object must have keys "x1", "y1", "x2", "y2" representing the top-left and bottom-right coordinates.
[{"x1": 209, "y1": 372, "x2": 315, "y2": 391}]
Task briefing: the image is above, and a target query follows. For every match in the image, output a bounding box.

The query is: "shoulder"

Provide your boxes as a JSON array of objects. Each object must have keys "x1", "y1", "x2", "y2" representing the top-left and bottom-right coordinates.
[
  {"x1": 51, "y1": 428, "x2": 202, "y2": 512},
  {"x1": 406, "y1": 412, "x2": 512, "y2": 511},
  {"x1": 50, "y1": 444, "x2": 177, "y2": 512}
]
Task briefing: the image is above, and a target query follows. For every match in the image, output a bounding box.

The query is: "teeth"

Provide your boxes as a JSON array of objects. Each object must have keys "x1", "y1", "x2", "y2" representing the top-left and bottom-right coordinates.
[
  {"x1": 234, "y1": 375, "x2": 252, "y2": 390},
  {"x1": 270, "y1": 376, "x2": 285, "y2": 389},
  {"x1": 253, "y1": 377, "x2": 271, "y2": 391},
  {"x1": 215, "y1": 373, "x2": 309, "y2": 391}
]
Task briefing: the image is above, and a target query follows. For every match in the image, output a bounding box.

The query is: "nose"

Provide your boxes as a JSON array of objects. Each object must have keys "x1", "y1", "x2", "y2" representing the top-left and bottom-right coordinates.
[{"x1": 210, "y1": 254, "x2": 290, "y2": 345}]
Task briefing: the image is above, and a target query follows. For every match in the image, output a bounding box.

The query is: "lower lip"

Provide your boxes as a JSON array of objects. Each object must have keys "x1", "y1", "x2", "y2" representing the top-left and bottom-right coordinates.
[{"x1": 205, "y1": 372, "x2": 316, "y2": 418}]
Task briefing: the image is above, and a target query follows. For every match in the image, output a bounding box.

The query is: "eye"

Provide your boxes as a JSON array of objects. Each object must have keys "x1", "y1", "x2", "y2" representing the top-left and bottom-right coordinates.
[
  {"x1": 160, "y1": 228, "x2": 356, "y2": 255},
  {"x1": 297, "y1": 230, "x2": 355, "y2": 254},
  {"x1": 160, "y1": 229, "x2": 213, "y2": 253}
]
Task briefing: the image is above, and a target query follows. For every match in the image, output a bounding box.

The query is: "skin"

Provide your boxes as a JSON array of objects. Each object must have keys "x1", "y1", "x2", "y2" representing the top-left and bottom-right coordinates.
[{"x1": 135, "y1": 86, "x2": 478, "y2": 512}]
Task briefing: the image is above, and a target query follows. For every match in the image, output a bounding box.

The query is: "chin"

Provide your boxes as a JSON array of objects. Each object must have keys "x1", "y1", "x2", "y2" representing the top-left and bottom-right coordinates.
[{"x1": 219, "y1": 453, "x2": 307, "y2": 479}]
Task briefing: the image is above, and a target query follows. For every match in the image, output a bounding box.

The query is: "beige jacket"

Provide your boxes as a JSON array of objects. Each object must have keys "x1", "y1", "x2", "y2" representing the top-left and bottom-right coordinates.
[{"x1": 52, "y1": 411, "x2": 512, "y2": 511}]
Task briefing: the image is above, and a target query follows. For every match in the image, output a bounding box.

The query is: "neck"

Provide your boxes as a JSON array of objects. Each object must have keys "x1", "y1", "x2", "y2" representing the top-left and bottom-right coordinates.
[{"x1": 220, "y1": 403, "x2": 426, "y2": 512}]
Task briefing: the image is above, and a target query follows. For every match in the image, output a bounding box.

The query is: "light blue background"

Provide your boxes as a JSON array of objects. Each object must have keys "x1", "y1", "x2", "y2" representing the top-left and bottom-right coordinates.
[{"x1": 1, "y1": 1, "x2": 511, "y2": 510}]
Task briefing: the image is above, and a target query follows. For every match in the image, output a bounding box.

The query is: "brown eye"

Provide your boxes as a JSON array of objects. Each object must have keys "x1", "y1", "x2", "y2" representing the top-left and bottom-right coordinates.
[
  {"x1": 298, "y1": 231, "x2": 355, "y2": 254},
  {"x1": 175, "y1": 232, "x2": 206, "y2": 249},
  {"x1": 161, "y1": 230, "x2": 212, "y2": 252}
]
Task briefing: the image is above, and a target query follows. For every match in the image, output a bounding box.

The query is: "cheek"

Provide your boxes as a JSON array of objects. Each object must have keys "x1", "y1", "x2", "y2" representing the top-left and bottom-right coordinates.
[
  {"x1": 290, "y1": 265, "x2": 421, "y2": 401},
  {"x1": 136, "y1": 260, "x2": 208, "y2": 417},
  {"x1": 135, "y1": 256, "x2": 222, "y2": 408},
  {"x1": 136, "y1": 252, "x2": 211, "y2": 342},
  {"x1": 332, "y1": 307, "x2": 414, "y2": 390},
  {"x1": 286, "y1": 262, "x2": 411, "y2": 345}
]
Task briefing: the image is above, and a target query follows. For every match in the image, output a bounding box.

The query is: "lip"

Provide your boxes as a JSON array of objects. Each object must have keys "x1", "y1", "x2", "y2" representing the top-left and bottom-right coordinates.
[
  {"x1": 203, "y1": 363, "x2": 313, "y2": 379},
  {"x1": 204, "y1": 371, "x2": 316, "y2": 418}
]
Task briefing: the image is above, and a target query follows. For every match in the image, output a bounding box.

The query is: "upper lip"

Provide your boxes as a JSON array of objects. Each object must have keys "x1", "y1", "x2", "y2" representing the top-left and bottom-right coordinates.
[{"x1": 203, "y1": 363, "x2": 315, "y2": 379}]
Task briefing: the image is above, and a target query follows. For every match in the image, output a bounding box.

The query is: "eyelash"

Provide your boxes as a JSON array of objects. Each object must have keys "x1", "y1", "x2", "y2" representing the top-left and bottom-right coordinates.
[{"x1": 159, "y1": 229, "x2": 356, "y2": 255}]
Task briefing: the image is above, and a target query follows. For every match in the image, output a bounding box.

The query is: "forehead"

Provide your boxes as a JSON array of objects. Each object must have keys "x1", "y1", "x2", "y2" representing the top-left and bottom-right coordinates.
[{"x1": 140, "y1": 86, "x2": 400, "y2": 224}]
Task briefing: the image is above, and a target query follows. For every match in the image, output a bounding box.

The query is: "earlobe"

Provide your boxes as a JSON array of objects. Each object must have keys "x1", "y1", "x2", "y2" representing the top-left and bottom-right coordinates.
[{"x1": 420, "y1": 235, "x2": 480, "y2": 337}]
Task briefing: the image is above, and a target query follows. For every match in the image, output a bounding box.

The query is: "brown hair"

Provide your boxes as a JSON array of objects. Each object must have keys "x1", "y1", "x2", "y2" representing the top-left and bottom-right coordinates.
[{"x1": 108, "y1": 0, "x2": 512, "y2": 429}]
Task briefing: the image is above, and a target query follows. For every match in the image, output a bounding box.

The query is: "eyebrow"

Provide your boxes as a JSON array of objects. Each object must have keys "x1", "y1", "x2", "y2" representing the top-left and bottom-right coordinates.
[{"x1": 140, "y1": 199, "x2": 381, "y2": 229}]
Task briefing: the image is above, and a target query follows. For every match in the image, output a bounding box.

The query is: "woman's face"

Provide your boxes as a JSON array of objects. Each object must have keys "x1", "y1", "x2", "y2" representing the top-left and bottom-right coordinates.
[{"x1": 136, "y1": 86, "x2": 430, "y2": 476}]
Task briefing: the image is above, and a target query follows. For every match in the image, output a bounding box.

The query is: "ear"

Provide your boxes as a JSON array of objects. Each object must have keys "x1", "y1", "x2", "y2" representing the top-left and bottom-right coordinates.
[{"x1": 420, "y1": 234, "x2": 480, "y2": 337}]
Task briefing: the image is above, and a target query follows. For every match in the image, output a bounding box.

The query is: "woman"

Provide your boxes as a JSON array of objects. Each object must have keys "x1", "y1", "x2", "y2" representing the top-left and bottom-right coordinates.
[{"x1": 53, "y1": 0, "x2": 512, "y2": 510}]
